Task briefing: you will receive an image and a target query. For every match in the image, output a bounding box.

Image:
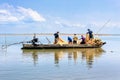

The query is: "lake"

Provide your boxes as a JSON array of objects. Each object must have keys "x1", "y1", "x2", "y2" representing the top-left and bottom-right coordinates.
[{"x1": 0, "y1": 35, "x2": 120, "y2": 80}]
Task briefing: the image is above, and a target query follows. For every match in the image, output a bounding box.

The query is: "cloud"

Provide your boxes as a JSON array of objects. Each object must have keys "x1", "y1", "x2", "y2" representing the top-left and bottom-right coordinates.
[
  {"x1": 0, "y1": 4, "x2": 46, "y2": 23},
  {"x1": 17, "y1": 6, "x2": 46, "y2": 22},
  {"x1": 0, "y1": 4, "x2": 119, "y2": 34},
  {"x1": 54, "y1": 18, "x2": 84, "y2": 28},
  {"x1": 53, "y1": 17, "x2": 120, "y2": 34},
  {"x1": 0, "y1": 9, "x2": 19, "y2": 22}
]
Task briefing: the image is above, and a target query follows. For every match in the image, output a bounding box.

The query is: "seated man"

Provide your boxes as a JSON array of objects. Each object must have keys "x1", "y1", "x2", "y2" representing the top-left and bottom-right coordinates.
[
  {"x1": 32, "y1": 34, "x2": 38, "y2": 46},
  {"x1": 73, "y1": 34, "x2": 78, "y2": 44},
  {"x1": 80, "y1": 35, "x2": 86, "y2": 44}
]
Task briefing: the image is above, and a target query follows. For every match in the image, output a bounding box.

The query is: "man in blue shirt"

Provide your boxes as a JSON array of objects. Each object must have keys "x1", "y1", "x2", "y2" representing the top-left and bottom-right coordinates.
[
  {"x1": 68, "y1": 36, "x2": 72, "y2": 44},
  {"x1": 54, "y1": 32, "x2": 59, "y2": 44},
  {"x1": 87, "y1": 29, "x2": 94, "y2": 39}
]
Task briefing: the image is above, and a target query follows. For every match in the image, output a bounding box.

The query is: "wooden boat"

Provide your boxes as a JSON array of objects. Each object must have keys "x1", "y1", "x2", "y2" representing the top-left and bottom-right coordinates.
[
  {"x1": 21, "y1": 42, "x2": 106, "y2": 49},
  {"x1": 21, "y1": 34, "x2": 106, "y2": 49}
]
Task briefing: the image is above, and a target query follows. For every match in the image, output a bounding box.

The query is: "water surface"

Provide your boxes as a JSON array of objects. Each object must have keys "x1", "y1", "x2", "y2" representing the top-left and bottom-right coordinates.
[{"x1": 0, "y1": 36, "x2": 120, "y2": 80}]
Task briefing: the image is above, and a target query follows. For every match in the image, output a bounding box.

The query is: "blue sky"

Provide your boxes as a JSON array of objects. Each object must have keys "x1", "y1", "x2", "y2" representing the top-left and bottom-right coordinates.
[{"x1": 0, "y1": 0, "x2": 120, "y2": 34}]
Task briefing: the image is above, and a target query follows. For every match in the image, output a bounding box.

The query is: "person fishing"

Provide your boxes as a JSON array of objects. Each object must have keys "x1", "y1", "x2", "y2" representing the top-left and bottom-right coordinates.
[
  {"x1": 80, "y1": 35, "x2": 86, "y2": 44},
  {"x1": 32, "y1": 33, "x2": 38, "y2": 46},
  {"x1": 54, "y1": 31, "x2": 59, "y2": 44},
  {"x1": 87, "y1": 29, "x2": 94, "y2": 40},
  {"x1": 68, "y1": 36, "x2": 72, "y2": 44},
  {"x1": 73, "y1": 34, "x2": 78, "y2": 44}
]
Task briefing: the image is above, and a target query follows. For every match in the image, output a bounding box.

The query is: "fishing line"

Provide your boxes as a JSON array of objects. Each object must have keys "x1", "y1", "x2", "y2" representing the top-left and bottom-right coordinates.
[
  {"x1": 96, "y1": 19, "x2": 111, "y2": 34},
  {"x1": 94, "y1": 19, "x2": 111, "y2": 41}
]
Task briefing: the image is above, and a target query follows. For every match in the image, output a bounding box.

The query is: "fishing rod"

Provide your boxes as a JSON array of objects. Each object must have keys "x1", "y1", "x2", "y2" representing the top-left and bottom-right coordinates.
[
  {"x1": 1, "y1": 33, "x2": 44, "y2": 49},
  {"x1": 1, "y1": 41, "x2": 29, "y2": 49},
  {"x1": 1, "y1": 38, "x2": 43, "y2": 49},
  {"x1": 96, "y1": 19, "x2": 111, "y2": 34}
]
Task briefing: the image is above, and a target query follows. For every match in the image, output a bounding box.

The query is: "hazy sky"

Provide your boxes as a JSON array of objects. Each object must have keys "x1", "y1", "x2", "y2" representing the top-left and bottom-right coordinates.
[{"x1": 0, "y1": 0, "x2": 120, "y2": 33}]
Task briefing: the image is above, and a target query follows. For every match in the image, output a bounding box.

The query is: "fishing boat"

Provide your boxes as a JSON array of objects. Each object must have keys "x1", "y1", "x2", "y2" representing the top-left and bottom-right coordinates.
[
  {"x1": 21, "y1": 33, "x2": 106, "y2": 49},
  {"x1": 21, "y1": 42, "x2": 106, "y2": 49}
]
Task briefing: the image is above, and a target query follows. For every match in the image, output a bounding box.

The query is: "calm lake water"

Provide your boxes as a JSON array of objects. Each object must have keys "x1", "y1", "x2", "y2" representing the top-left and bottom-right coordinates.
[{"x1": 0, "y1": 36, "x2": 120, "y2": 80}]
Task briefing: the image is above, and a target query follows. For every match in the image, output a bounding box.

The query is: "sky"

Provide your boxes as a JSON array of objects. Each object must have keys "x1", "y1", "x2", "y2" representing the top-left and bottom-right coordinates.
[{"x1": 0, "y1": 0, "x2": 120, "y2": 34}]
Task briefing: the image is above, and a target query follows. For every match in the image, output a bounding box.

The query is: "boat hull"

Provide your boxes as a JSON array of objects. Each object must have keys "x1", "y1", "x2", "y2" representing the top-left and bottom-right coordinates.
[{"x1": 21, "y1": 43, "x2": 105, "y2": 49}]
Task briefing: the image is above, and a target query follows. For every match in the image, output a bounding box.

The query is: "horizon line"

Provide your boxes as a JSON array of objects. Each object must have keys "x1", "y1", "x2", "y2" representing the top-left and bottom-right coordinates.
[{"x1": 0, "y1": 33, "x2": 120, "y2": 36}]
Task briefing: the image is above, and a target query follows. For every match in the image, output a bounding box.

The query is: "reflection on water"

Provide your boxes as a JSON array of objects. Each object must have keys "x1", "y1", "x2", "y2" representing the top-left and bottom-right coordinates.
[
  {"x1": 22, "y1": 48, "x2": 105, "y2": 68},
  {"x1": 81, "y1": 48, "x2": 105, "y2": 68}
]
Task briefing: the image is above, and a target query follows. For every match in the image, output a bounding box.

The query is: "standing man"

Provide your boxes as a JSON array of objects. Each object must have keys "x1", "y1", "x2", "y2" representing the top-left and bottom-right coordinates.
[
  {"x1": 54, "y1": 31, "x2": 59, "y2": 44},
  {"x1": 87, "y1": 29, "x2": 94, "y2": 39}
]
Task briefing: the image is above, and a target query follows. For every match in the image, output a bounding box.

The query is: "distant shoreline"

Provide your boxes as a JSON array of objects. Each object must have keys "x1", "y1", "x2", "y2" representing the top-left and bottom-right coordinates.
[{"x1": 0, "y1": 33, "x2": 120, "y2": 36}]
